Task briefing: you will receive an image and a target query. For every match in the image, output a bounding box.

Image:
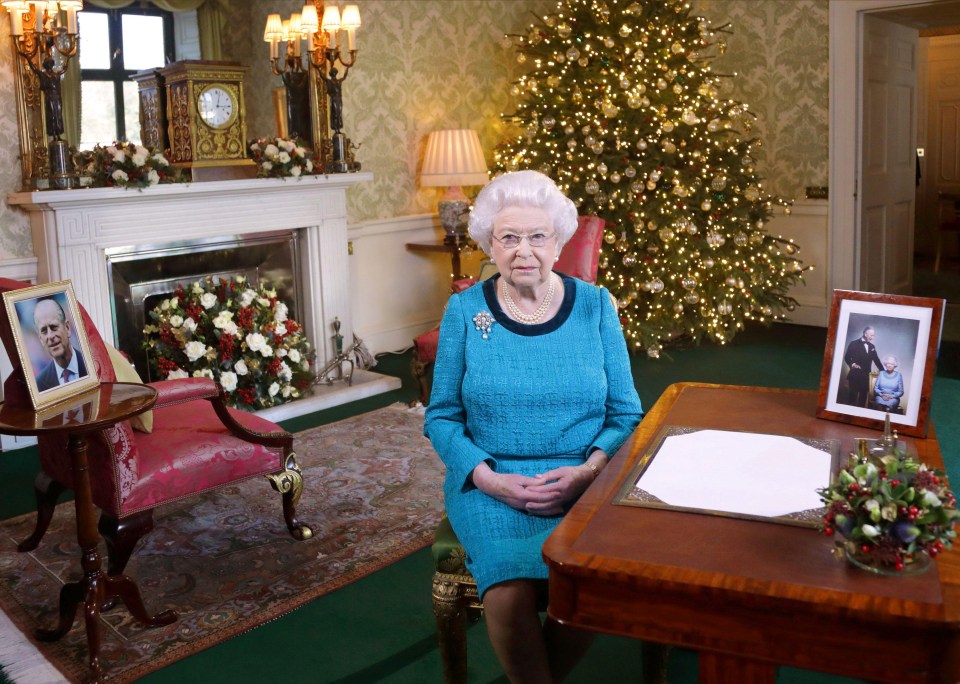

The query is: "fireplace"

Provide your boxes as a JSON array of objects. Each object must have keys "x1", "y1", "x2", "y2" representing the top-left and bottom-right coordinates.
[
  {"x1": 107, "y1": 230, "x2": 301, "y2": 381},
  {"x1": 8, "y1": 174, "x2": 401, "y2": 421}
]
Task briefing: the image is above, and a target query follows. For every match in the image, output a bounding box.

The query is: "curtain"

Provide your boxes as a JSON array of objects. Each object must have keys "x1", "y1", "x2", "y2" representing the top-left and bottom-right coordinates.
[{"x1": 86, "y1": 0, "x2": 206, "y2": 10}]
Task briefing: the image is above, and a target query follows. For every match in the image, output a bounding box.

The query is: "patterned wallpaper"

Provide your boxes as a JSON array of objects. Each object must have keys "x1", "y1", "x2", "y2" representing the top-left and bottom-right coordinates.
[
  {"x1": 0, "y1": 0, "x2": 828, "y2": 260},
  {"x1": 696, "y1": 0, "x2": 829, "y2": 202}
]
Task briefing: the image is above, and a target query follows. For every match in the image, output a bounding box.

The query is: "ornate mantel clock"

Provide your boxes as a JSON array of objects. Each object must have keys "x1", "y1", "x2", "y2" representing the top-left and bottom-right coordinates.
[{"x1": 159, "y1": 60, "x2": 255, "y2": 181}]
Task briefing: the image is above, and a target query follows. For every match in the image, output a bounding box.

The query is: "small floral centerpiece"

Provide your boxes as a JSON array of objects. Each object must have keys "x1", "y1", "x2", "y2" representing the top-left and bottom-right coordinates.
[
  {"x1": 819, "y1": 447, "x2": 958, "y2": 573},
  {"x1": 142, "y1": 275, "x2": 316, "y2": 411},
  {"x1": 78, "y1": 142, "x2": 183, "y2": 189},
  {"x1": 249, "y1": 137, "x2": 315, "y2": 179}
]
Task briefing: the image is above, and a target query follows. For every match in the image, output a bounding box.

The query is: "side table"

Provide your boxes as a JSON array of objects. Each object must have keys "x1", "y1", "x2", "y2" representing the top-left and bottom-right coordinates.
[
  {"x1": 0, "y1": 382, "x2": 176, "y2": 683},
  {"x1": 406, "y1": 237, "x2": 474, "y2": 284}
]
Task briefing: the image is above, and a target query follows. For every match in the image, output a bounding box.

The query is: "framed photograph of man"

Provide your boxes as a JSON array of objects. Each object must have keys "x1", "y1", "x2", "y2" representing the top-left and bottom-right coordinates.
[
  {"x1": 817, "y1": 290, "x2": 945, "y2": 438},
  {"x1": 2, "y1": 280, "x2": 98, "y2": 410}
]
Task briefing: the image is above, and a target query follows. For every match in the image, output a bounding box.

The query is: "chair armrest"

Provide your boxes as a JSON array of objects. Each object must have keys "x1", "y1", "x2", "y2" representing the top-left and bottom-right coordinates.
[
  {"x1": 208, "y1": 393, "x2": 293, "y2": 448},
  {"x1": 149, "y1": 377, "x2": 220, "y2": 408}
]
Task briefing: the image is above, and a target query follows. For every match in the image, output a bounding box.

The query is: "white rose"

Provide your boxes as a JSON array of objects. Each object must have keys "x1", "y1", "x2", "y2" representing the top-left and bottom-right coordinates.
[
  {"x1": 213, "y1": 311, "x2": 234, "y2": 329},
  {"x1": 221, "y1": 322, "x2": 239, "y2": 337},
  {"x1": 295, "y1": 146, "x2": 306, "y2": 157},
  {"x1": 132, "y1": 151, "x2": 148, "y2": 167},
  {"x1": 239, "y1": 289, "x2": 257, "y2": 307},
  {"x1": 152, "y1": 153, "x2": 168, "y2": 166},
  {"x1": 276, "y1": 347, "x2": 288, "y2": 357},
  {"x1": 234, "y1": 359, "x2": 248, "y2": 375},
  {"x1": 258, "y1": 297, "x2": 271, "y2": 308},
  {"x1": 182, "y1": 317, "x2": 197, "y2": 332},
  {"x1": 169, "y1": 315, "x2": 184, "y2": 328},
  {"x1": 280, "y1": 139, "x2": 295, "y2": 151},
  {"x1": 279, "y1": 361, "x2": 292, "y2": 381},
  {"x1": 136, "y1": 145, "x2": 149, "y2": 158},
  {"x1": 170, "y1": 297, "x2": 179, "y2": 308},
  {"x1": 112, "y1": 169, "x2": 129, "y2": 182},
  {"x1": 147, "y1": 169, "x2": 160, "y2": 185},
  {"x1": 278, "y1": 151, "x2": 291, "y2": 164},
  {"x1": 274, "y1": 302, "x2": 288, "y2": 322},
  {"x1": 264, "y1": 143, "x2": 280, "y2": 157},
  {"x1": 305, "y1": 159, "x2": 313, "y2": 173},
  {"x1": 192, "y1": 282, "x2": 204, "y2": 294},
  {"x1": 274, "y1": 322, "x2": 287, "y2": 336},
  {"x1": 160, "y1": 299, "x2": 170, "y2": 311},
  {"x1": 167, "y1": 368, "x2": 189, "y2": 379},
  {"x1": 184, "y1": 340, "x2": 208, "y2": 362},
  {"x1": 219, "y1": 371, "x2": 238, "y2": 391},
  {"x1": 111, "y1": 149, "x2": 126, "y2": 163},
  {"x1": 246, "y1": 332, "x2": 267, "y2": 353},
  {"x1": 282, "y1": 385, "x2": 293, "y2": 398},
  {"x1": 268, "y1": 382, "x2": 280, "y2": 397},
  {"x1": 200, "y1": 292, "x2": 218, "y2": 309},
  {"x1": 193, "y1": 368, "x2": 215, "y2": 379},
  {"x1": 288, "y1": 349, "x2": 301, "y2": 363},
  {"x1": 250, "y1": 142, "x2": 260, "y2": 152},
  {"x1": 290, "y1": 166, "x2": 302, "y2": 177}
]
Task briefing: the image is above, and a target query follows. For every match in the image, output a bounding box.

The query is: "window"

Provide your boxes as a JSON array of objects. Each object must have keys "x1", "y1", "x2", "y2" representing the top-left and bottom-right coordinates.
[{"x1": 78, "y1": 6, "x2": 174, "y2": 148}]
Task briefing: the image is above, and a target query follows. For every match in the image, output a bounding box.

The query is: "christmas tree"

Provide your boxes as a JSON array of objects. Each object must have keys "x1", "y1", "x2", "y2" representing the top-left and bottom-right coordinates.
[{"x1": 494, "y1": 0, "x2": 807, "y2": 356}]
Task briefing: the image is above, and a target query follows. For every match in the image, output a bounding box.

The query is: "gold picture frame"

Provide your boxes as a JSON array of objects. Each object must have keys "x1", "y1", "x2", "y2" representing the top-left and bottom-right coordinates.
[
  {"x1": 2, "y1": 280, "x2": 98, "y2": 410},
  {"x1": 816, "y1": 290, "x2": 945, "y2": 438}
]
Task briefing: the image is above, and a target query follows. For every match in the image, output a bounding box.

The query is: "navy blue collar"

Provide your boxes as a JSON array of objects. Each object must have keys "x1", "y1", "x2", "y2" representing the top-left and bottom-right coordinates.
[{"x1": 483, "y1": 273, "x2": 576, "y2": 335}]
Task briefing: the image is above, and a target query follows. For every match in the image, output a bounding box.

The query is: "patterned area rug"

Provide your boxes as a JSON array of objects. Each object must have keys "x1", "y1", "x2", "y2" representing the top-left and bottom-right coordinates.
[{"x1": 0, "y1": 404, "x2": 441, "y2": 683}]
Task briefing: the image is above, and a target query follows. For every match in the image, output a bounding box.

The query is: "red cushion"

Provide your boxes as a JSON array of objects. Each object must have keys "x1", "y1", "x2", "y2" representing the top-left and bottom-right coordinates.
[
  {"x1": 555, "y1": 216, "x2": 605, "y2": 283},
  {"x1": 119, "y1": 400, "x2": 286, "y2": 514},
  {"x1": 415, "y1": 327, "x2": 440, "y2": 362}
]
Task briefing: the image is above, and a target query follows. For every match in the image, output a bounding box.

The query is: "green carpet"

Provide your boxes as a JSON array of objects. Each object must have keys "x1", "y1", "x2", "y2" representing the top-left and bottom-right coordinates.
[{"x1": 0, "y1": 323, "x2": 956, "y2": 683}]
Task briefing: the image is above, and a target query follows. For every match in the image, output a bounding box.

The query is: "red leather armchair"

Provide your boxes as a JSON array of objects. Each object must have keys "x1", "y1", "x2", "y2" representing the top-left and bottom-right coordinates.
[
  {"x1": 0, "y1": 278, "x2": 312, "y2": 577},
  {"x1": 411, "y1": 215, "x2": 606, "y2": 405}
]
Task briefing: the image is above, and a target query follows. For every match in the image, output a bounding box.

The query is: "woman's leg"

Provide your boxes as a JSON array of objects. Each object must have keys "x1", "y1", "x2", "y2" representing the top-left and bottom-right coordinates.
[{"x1": 483, "y1": 579, "x2": 551, "y2": 684}]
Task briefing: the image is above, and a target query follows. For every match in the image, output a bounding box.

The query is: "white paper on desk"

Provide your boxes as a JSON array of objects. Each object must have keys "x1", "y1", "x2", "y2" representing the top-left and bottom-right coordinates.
[{"x1": 635, "y1": 430, "x2": 831, "y2": 518}]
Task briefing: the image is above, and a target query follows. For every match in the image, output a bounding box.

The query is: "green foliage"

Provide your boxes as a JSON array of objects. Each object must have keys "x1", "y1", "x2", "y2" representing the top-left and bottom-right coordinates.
[{"x1": 494, "y1": 0, "x2": 806, "y2": 354}]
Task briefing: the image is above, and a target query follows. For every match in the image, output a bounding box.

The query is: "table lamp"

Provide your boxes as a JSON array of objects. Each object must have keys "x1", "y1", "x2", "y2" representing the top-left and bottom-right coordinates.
[{"x1": 420, "y1": 129, "x2": 489, "y2": 244}]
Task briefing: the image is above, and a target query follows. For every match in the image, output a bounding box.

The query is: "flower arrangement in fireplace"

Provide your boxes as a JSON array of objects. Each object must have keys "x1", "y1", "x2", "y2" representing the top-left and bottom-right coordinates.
[
  {"x1": 249, "y1": 137, "x2": 314, "y2": 179},
  {"x1": 78, "y1": 142, "x2": 184, "y2": 189},
  {"x1": 142, "y1": 275, "x2": 317, "y2": 411}
]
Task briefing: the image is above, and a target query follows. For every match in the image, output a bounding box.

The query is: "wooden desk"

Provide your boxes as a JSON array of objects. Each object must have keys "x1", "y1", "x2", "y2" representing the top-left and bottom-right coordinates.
[
  {"x1": 0, "y1": 383, "x2": 176, "y2": 683},
  {"x1": 405, "y1": 238, "x2": 474, "y2": 284},
  {"x1": 543, "y1": 383, "x2": 960, "y2": 684}
]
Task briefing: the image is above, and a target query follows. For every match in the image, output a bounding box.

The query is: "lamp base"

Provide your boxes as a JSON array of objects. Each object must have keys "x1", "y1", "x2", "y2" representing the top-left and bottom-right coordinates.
[
  {"x1": 48, "y1": 139, "x2": 77, "y2": 190},
  {"x1": 437, "y1": 198, "x2": 470, "y2": 243}
]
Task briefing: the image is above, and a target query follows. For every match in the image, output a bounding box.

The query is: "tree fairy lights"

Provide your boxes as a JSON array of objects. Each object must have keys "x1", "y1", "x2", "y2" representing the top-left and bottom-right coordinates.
[{"x1": 494, "y1": 0, "x2": 808, "y2": 356}]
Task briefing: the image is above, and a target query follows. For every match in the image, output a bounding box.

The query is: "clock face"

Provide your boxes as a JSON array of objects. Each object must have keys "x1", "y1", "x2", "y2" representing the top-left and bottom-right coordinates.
[{"x1": 197, "y1": 85, "x2": 237, "y2": 129}]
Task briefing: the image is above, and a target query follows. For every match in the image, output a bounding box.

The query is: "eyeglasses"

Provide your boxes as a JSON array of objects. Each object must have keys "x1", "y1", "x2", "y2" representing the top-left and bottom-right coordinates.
[{"x1": 491, "y1": 232, "x2": 555, "y2": 249}]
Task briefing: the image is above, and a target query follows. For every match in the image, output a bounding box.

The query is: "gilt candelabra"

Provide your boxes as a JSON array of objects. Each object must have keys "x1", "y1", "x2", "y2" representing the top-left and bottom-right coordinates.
[
  {"x1": 3, "y1": 0, "x2": 83, "y2": 189},
  {"x1": 264, "y1": 2, "x2": 361, "y2": 173}
]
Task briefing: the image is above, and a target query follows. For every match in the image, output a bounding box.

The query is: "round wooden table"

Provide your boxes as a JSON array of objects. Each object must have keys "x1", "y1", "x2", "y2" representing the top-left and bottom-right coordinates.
[{"x1": 0, "y1": 382, "x2": 176, "y2": 683}]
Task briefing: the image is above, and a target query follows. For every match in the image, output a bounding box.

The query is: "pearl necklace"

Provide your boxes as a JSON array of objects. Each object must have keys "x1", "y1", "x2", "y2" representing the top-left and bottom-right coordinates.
[{"x1": 501, "y1": 275, "x2": 556, "y2": 324}]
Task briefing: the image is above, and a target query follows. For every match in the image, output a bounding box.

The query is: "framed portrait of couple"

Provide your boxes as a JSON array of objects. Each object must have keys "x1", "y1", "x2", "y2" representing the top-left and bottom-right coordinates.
[
  {"x1": 2, "y1": 281, "x2": 98, "y2": 410},
  {"x1": 817, "y1": 290, "x2": 946, "y2": 438}
]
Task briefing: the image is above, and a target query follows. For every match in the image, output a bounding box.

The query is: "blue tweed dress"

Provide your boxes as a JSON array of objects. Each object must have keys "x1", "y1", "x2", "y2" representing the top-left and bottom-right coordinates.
[{"x1": 424, "y1": 273, "x2": 642, "y2": 597}]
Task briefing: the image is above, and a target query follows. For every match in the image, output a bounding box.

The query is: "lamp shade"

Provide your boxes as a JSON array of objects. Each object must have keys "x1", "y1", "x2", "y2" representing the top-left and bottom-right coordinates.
[
  {"x1": 340, "y1": 4, "x2": 361, "y2": 29},
  {"x1": 420, "y1": 129, "x2": 489, "y2": 187},
  {"x1": 299, "y1": 3, "x2": 318, "y2": 33},
  {"x1": 264, "y1": 13, "x2": 283, "y2": 41},
  {"x1": 321, "y1": 5, "x2": 341, "y2": 32}
]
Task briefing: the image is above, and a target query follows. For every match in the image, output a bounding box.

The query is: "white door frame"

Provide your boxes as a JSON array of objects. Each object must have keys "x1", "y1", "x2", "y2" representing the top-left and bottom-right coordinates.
[{"x1": 830, "y1": 0, "x2": 934, "y2": 292}]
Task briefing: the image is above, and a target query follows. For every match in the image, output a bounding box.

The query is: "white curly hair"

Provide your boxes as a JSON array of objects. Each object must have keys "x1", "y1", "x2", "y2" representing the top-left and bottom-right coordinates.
[{"x1": 467, "y1": 170, "x2": 578, "y2": 255}]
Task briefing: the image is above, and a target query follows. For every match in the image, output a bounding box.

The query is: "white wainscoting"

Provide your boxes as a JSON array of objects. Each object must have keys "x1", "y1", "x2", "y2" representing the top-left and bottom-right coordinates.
[
  {"x1": 347, "y1": 213, "x2": 486, "y2": 354},
  {"x1": 766, "y1": 199, "x2": 831, "y2": 327}
]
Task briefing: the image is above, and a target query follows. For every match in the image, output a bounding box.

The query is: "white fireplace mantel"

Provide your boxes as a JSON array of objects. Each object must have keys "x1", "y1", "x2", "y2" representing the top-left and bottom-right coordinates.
[
  {"x1": 5, "y1": 173, "x2": 402, "y2": 426},
  {"x1": 8, "y1": 174, "x2": 373, "y2": 366}
]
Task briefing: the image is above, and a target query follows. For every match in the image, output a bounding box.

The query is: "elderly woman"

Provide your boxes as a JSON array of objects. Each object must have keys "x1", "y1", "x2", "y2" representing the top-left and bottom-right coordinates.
[
  {"x1": 424, "y1": 170, "x2": 643, "y2": 682},
  {"x1": 873, "y1": 354, "x2": 904, "y2": 410}
]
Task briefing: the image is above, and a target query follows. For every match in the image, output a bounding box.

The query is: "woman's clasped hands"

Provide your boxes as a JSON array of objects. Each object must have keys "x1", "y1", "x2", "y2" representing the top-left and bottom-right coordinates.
[{"x1": 471, "y1": 457, "x2": 603, "y2": 516}]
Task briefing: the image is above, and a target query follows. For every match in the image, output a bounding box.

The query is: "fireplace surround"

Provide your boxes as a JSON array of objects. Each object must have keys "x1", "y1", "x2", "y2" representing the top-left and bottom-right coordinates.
[{"x1": 8, "y1": 173, "x2": 400, "y2": 421}]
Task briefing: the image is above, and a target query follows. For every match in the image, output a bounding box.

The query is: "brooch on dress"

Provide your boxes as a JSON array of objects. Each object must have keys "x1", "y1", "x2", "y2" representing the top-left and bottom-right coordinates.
[{"x1": 472, "y1": 311, "x2": 494, "y2": 339}]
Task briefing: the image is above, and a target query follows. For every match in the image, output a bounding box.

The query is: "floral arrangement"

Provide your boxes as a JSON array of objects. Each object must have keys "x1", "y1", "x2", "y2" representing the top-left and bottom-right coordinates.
[
  {"x1": 249, "y1": 137, "x2": 315, "y2": 179},
  {"x1": 819, "y1": 448, "x2": 958, "y2": 571},
  {"x1": 142, "y1": 275, "x2": 316, "y2": 411},
  {"x1": 78, "y1": 142, "x2": 183, "y2": 189}
]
